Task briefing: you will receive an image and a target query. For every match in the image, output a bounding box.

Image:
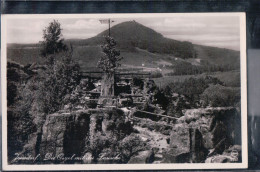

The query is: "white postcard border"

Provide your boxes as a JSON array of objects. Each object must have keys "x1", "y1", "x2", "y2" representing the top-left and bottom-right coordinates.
[{"x1": 1, "y1": 12, "x2": 248, "y2": 171}]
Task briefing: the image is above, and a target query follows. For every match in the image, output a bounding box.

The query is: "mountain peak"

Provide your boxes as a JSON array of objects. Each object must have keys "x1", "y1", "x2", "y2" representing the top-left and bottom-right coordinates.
[
  {"x1": 81, "y1": 20, "x2": 195, "y2": 58},
  {"x1": 98, "y1": 20, "x2": 163, "y2": 41}
]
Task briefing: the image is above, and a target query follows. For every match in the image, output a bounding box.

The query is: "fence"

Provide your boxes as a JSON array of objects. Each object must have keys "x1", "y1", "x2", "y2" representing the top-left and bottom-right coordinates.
[{"x1": 81, "y1": 71, "x2": 151, "y2": 80}]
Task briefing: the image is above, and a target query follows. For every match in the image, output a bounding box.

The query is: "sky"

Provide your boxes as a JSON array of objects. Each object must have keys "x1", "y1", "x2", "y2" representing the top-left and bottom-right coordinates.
[{"x1": 6, "y1": 15, "x2": 240, "y2": 50}]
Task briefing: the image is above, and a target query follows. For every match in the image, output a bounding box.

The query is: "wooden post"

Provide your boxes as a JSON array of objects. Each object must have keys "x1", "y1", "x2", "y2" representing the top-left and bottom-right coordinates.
[{"x1": 100, "y1": 72, "x2": 115, "y2": 97}]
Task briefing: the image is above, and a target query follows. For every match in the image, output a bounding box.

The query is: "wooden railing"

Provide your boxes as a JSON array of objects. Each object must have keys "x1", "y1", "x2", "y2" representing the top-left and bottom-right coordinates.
[{"x1": 135, "y1": 110, "x2": 179, "y2": 120}]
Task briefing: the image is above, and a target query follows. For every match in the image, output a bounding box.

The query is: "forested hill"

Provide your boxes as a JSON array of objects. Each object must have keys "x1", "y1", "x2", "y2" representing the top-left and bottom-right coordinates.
[
  {"x1": 7, "y1": 21, "x2": 240, "y2": 71},
  {"x1": 66, "y1": 21, "x2": 196, "y2": 59}
]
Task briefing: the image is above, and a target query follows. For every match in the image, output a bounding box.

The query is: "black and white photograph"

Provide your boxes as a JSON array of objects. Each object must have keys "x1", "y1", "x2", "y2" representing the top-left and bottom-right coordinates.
[{"x1": 1, "y1": 13, "x2": 247, "y2": 170}]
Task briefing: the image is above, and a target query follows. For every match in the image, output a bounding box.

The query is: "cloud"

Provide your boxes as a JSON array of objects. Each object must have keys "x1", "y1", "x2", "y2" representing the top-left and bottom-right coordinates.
[
  {"x1": 140, "y1": 16, "x2": 240, "y2": 50},
  {"x1": 64, "y1": 19, "x2": 106, "y2": 30},
  {"x1": 7, "y1": 18, "x2": 53, "y2": 43},
  {"x1": 64, "y1": 32, "x2": 97, "y2": 39},
  {"x1": 6, "y1": 15, "x2": 240, "y2": 50},
  {"x1": 165, "y1": 34, "x2": 240, "y2": 50}
]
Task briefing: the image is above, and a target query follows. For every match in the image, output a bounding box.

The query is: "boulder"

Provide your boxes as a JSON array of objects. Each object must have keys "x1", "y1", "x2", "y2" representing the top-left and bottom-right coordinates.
[
  {"x1": 190, "y1": 128, "x2": 209, "y2": 162},
  {"x1": 170, "y1": 126, "x2": 190, "y2": 150},
  {"x1": 40, "y1": 110, "x2": 91, "y2": 163},
  {"x1": 205, "y1": 145, "x2": 241, "y2": 163},
  {"x1": 128, "y1": 150, "x2": 154, "y2": 164},
  {"x1": 162, "y1": 148, "x2": 190, "y2": 163},
  {"x1": 163, "y1": 127, "x2": 208, "y2": 163},
  {"x1": 222, "y1": 145, "x2": 241, "y2": 162},
  {"x1": 167, "y1": 107, "x2": 241, "y2": 163},
  {"x1": 205, "y1": 155, "x2": 230, "y2": 163},
  {"x1": 179, "y1": 107, "x2": 240, "y2": 151}
]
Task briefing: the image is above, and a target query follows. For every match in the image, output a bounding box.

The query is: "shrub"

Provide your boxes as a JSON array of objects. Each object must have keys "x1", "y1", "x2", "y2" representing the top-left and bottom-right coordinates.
[
  {"x1": 104, "y1": 109, "x2": 133, "y2": 137},
  {"x1": 28, "y1": 52, "x2": 81, "y2": 127},
  {"x1": 86, "y1": 132, "x2": 117, "y2": 162},
  {"x1": 164, "y1": 76, "x2": 223, "y2": 107},
  {"x1": 166, "y1": 95, "x2": 190, "y2": 118},
  {"x1": 11, "y1": 50, "x2": 81, "y2": 134},
  {"x1": 7, "y1": 81, "x2": 18, "y2": 106},
  {"x1": 64, "y1": 79, "x2": 96, "y2": 110},
  {"x1": 85, "y1": 132, "x2": 144, "y2": 163},
  {"x1": 132, "y1": 77, "x2": 144, "y2": 89},
  {"x1": 8, "y1": 21, "x2": 81, "y2": 162},
  {"x1": 118, "y1": 134, "x2": 145, "y2": 163},
  {"x1": 8, "y1": 79, "x2": 38, "y2": 160},
  {"x1": 201, "y1": 84, "x2": 240, "y2": 107},
  {"x1": 153, "y1": 88, "x2": 169, "y2": 110}
]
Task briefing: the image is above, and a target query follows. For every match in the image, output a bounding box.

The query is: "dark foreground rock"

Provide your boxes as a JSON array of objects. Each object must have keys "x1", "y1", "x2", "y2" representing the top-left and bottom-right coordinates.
[
  {"x1": 128, "y1": 150, "x2": 154, "y2": 164},
  {"x1": 205, "y1": 145, "x2": 241, "y2": 163},
  {"x1": 38, "y1": 108, "x2": 134, "y2": 164},
  {"x1": 162, "y1": 127, "x2": 208, "y2": 163},
  {"x1": 162, "y1": 107, "x2": 241, "y2": 163},
  {"x1": 40, "y1": 111, "x2": 91, "y2": 163},
  {"x1": 14, "y1": 107, "x2": 134, "y2": 164},
  {"x1": 179, "y1": 107, "x2": 241, "y2": 150}
]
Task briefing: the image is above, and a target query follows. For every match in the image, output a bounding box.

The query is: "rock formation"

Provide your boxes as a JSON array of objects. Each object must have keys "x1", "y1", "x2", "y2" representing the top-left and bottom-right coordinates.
[
  {"x1": 162, "y1": 107, "x2": 241, "y2": 163},
  {"x1": 23, "y1": 108, "x2": 134, "y2": 164},
  {"x1": 40, "y1": 111, "x2": 91, "y2": 163}
]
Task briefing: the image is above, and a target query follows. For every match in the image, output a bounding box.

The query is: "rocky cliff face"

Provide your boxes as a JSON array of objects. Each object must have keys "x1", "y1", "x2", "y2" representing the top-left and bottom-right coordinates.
[
  {"x1": 16, "y1": 106, "x2": 241, "y2": 164},
  {"x1": 39, "y1": 111, "x2": 91, "y2": 163},
  {"x1": 19, "y1": 108, "x2": 134, "y2": 164},
  {"x1": 162, "y1": 107, "x2": 241, "y2": 163}
]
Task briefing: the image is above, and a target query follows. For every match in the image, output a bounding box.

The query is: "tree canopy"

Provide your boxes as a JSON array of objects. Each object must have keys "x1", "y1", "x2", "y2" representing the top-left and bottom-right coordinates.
[
  {"x1": 41, "y1": 20, "x2": 68, "y2": 56},
  {"x1": 97, "y1": 36, "x2": 123, "y2": 73}
]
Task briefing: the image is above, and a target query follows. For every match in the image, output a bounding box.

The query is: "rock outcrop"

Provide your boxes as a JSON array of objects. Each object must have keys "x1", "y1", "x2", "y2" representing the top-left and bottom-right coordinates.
[
  {"x1": 40, "y1": 110, "x2": 91, "y2": 163},
  {"x1": 162, "y1": 107, "x2": 241, "y2": 163},
  {"x1": 36, "y1": 108, "x2": 133, "y2": 164},
  {"x1": 162, "y1": 127, "x2": 208, "y2": 163},
  {"x1": 178, "y1": 107, "x2": 241, "y2": 150},
  {"x1": 128, "y1": 150, "x2": 154, "y2": 164},
  {"x1": 205, "y1": 145, "x2": 241, "y2": 163}
]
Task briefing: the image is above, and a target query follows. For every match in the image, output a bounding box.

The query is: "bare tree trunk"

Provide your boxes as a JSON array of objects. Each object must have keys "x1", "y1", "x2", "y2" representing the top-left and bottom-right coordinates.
[{"x1": 101, "y1": 72, "x2": 115, "y2": 97}]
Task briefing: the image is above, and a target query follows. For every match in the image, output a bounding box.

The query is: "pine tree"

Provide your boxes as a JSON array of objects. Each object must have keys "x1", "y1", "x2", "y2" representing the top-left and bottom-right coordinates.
[
  {"x1": 97, "y1": 36, "x2": 123, "y2": 73},
  {"x1": 97, "y1": 36, "x2": 123, "y2": 96}
]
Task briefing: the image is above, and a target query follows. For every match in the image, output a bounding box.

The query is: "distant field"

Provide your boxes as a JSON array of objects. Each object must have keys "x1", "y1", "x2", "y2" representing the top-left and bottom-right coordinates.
[
  {"x1": 7, "y1": 44, "x2": 241, "y2": 89},
  {"x1": 72, "y1": 46, "x2": 175, "y2": 71},
  {"x1": 72, "y1": 45, "x2": 102, "y2": 70},
  {"x1": 194, "y1": 45, "x2": 240, "y2": 68},
  {"x1": 153, "y1": 74, "x2": 206, "y2": 88},
  {"x1": 153, "y1": 70, "x2": 240, "y2": 88},
  {"x1": 7, "y1": 45, "x2": 175, "y2": 72},
  {"x1": 212, "y1": 70, "x2": 240, "y2": 87},
  {"x1": 7, "y1": 33, "x2": 240, "y2": 83},
  {"x1": 7, "y1": 47, "x2": 43, "y2": 65}
]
